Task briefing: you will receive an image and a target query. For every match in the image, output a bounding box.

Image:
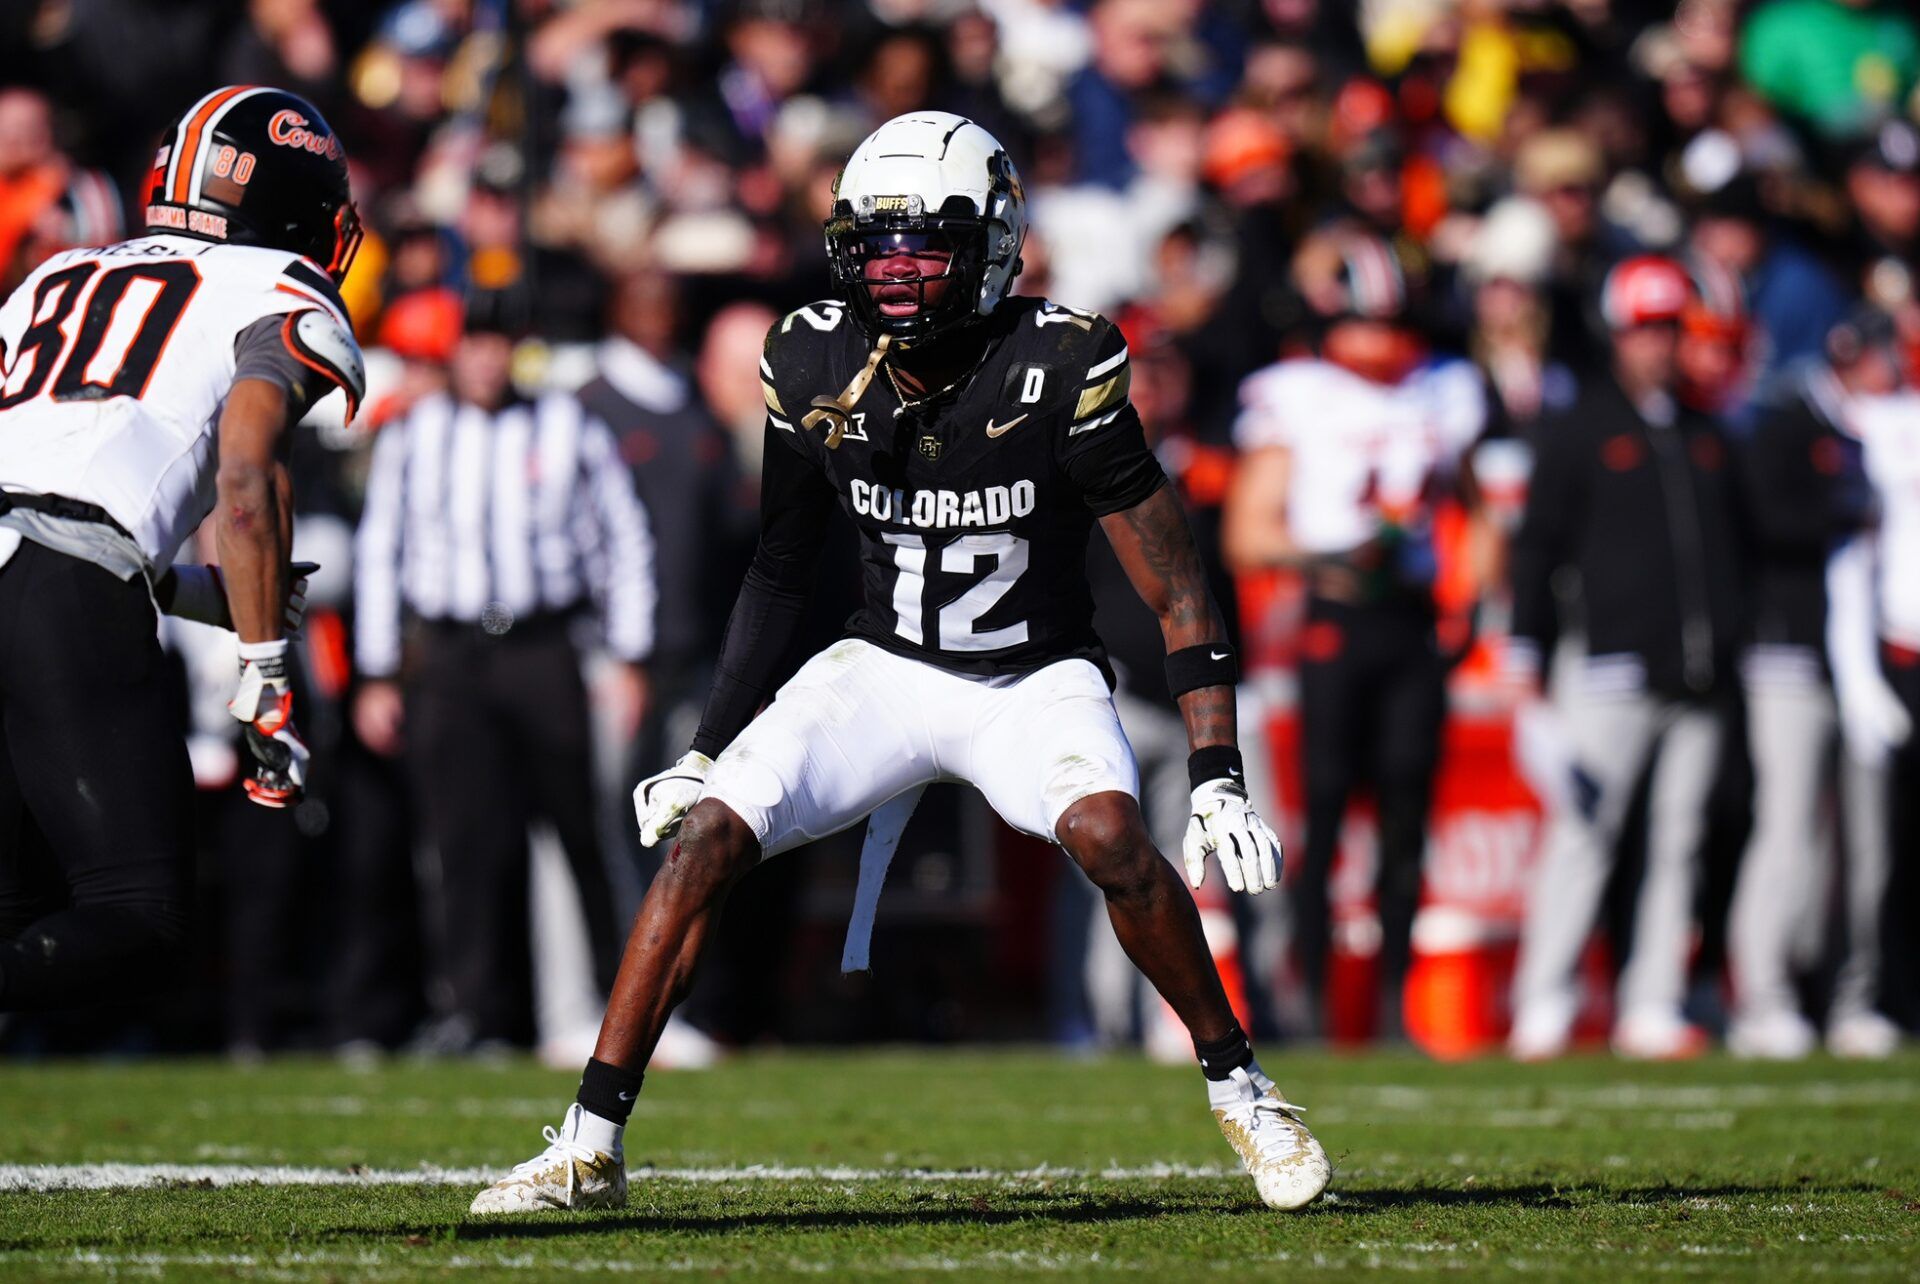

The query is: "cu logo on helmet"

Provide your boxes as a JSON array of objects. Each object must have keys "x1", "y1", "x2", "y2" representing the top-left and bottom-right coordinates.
[{"x1": 266, "y1": 110, "x2": 343, "y2": 161}]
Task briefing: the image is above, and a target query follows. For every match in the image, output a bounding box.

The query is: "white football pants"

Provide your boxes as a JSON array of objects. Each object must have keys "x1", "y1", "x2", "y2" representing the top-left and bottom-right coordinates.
[{"x1": 702, "y1": 638, "x2": 1140, "y2": 856}]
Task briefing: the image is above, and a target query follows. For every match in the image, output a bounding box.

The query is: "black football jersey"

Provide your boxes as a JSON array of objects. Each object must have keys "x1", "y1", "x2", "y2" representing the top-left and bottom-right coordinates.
[{"x1": 760, "y1": 295, "x2": 1167, "y2": 678}]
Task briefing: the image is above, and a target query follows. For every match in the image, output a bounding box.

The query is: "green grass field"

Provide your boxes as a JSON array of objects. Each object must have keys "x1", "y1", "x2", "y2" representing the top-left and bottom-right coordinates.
[{"x1": 0, "y1": 1049, "x2": 1915, "y2": 1280}]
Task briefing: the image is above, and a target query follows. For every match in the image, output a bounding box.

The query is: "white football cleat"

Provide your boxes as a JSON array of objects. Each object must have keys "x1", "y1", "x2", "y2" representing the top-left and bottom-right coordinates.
[
  {"x1": 1727, "y1": 1009, "x2": 1816, "y2": 1061},
  {"x1": 1612, "y1": 1008, "x2": 1709, "y2": 1061},
  {"x1": 469, "y1": 1104, "x2": 627, "y2": 1215},
  {"x1": 1211, "y1": 1066, "x2": 1331, "y2": 1211},
  {"x1": 651, "y1": 1015, "x2": 722, "y2": 1070},
  {"x1": 1827, "y1": 1010, "x2": 1902, "y2": 1060},
  {"x1": 1508, "y1": 998, "x2": 1575, "y2": 1062},
  {"x1": 1144, "y1": 1003, "x2": 1194, "y2": 1066}
]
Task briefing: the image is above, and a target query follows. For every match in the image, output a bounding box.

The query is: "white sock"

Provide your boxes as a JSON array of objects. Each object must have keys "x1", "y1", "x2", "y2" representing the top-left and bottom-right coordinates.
[
  {"x1": 1206, "y1": 1058, "x2": 1275, "y2": 1110},
  {"x1": 571, "y1": 1104, "x2": 624, "y2": 1158}
]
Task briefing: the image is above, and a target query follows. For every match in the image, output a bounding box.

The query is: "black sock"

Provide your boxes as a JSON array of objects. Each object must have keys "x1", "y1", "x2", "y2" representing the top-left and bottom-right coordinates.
[
  {"x1": 577, "y1": 1057, "x2": 644, "y2": 1126},
  {"x1": 1193, "y1": 1024, "x2": 1256, "y2": 1081}
]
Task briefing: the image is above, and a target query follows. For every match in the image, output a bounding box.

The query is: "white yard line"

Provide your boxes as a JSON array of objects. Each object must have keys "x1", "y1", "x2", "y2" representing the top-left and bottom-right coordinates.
[
  {"x1": 0, "y1": 1161, "x2": 1236, "y2": 1192},
  {"x1": 174, "y1": 1080, "x2": 1920, "y2": 1123},
  {"x1": 6, "y1": 1249, "x2": 1176, "y2": 1275},
  {"x1": 35, "y1": 1244, "x2": 1888, "y2": 1278},
  {"x1": 7, "y1": 1247, "x2": 1507, "y2": 1275},
  {"x1": 1346, "y1": 1080, "x2": 1920, "y2": 1111}
]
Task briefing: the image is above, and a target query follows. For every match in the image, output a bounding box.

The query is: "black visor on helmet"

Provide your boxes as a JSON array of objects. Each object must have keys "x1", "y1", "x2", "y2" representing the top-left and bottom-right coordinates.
[{"x1": 846, "y1": 229, "x2": 957, "y2": 260}]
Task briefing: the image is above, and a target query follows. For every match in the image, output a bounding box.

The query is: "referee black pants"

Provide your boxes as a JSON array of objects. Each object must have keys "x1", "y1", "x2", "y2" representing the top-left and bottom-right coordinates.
[
  {"x1": 1882, "y1": 645, "x2": 1920, "y2": 1030},
  {"x1": 1290, "y1": 596, "x2": 1447, "y2": 1033},
  {"x1": 0, "y1": 540, "x2": 193, "y2": 1011},
  {"x1": 406, "y1": 619, "x2": 620, "y2": 1044}
]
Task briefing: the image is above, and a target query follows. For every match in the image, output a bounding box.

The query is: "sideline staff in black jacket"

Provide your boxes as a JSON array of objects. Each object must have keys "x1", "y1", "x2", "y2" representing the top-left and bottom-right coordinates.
[
  {"x1": 1726, "y1": 311, "x2": 1907, "y2": 1061},
  {"x1": 1506, "y1": 256, "x2": 1747, "y2": 1061},
  {"x1": 1509, "y1": 378, "x2": 1744, "y2": 695}
]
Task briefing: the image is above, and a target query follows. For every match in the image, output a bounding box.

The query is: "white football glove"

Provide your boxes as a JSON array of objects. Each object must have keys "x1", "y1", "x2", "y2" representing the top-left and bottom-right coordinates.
[
  {"x1": 1837, "y1": 675, "x2": 1913, "y2": 768},
  {"x1": 1182, "y1": 776, "x2": 1283, "y2": 895},
  {"x1": 1826, "y1": 536, "x2": 1909, "y2": 768},
  {"x1": 228, "y1": 645, "x2": 309, "y2": 809},
  {"x1": 634, "y1": 750, "x2": 714, "y2": 848}
]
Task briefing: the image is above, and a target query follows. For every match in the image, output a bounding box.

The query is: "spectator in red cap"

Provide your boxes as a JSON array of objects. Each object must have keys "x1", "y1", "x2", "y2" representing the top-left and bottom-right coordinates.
[
  {"x1": 357, "y1": 286, "x2": 462, "y2": 431},
  {"x1": 377, "y1": 286, "x2": 463, "y2": 365},
  {"x1": 1676, "y1": 256, "x2": 1757, "y2": 419},
  {"x1": 1507, "y1": 255, "x2": 1749, "y2": 1061}
]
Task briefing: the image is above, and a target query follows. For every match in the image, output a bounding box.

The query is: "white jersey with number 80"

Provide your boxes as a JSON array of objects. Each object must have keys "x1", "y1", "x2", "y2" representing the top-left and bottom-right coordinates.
[{"x1": 0, "y1": 232, "x2": 358, "y2": 572}]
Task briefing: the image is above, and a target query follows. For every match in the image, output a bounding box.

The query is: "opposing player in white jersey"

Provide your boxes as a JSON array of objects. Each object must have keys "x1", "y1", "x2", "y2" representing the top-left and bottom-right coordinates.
[
  {"x1": 0, "y1": 86, "x2": 364, "y2": 1011},
  {"x1": 1225, "y1": 232, "x2": 1487, "y2": 1037}
]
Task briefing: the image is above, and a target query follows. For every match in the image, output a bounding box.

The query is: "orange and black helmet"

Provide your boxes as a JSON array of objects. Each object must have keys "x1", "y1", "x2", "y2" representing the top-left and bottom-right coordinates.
[{"x1": 145, "y1": 86, "x2": 361, "y2": 283}]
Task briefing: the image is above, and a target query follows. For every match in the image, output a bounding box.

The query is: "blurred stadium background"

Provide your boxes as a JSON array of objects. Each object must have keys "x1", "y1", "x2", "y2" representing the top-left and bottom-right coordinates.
[{"x1": 2, "y1": 0, "x2": 1919, "y2": 1070}]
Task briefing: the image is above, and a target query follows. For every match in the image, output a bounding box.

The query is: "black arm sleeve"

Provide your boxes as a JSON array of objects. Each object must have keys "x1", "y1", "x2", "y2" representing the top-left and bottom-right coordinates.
[{"x1": 690, "y1": 425, "x2": 839, "y2": 756}]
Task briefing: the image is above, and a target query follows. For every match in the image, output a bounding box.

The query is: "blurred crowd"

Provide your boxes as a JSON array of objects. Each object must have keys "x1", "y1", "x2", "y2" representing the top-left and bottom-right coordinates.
[{"x1": 3, "y1": 0, "x2": 1919, "y2": 1062}]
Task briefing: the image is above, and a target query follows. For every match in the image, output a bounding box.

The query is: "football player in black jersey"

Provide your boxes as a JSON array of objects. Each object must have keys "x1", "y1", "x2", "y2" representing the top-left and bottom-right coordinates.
[{"x1": 472, "y1": 113, "x2": 1329, "y2": 1215}]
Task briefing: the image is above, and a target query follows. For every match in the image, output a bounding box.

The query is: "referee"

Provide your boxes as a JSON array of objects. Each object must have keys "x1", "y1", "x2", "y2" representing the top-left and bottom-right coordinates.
[{"x1": 352, "y1": 293, "x2": 657, "y2": 1050}]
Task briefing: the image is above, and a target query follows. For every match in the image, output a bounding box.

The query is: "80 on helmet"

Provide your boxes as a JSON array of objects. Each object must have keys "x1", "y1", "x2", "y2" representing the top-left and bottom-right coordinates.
[
  {"x1": 825, "y1": 111, "x2": 1027, "y2": 343},
  {"x1": 145, "y1": 85, "x2": 362, "y2": 284}
]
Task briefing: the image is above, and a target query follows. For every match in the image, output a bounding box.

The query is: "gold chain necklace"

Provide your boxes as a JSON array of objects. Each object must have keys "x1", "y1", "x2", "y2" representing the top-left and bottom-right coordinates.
[{"x1": 884, "y1": 355, "x2": 970, "y2": 413}]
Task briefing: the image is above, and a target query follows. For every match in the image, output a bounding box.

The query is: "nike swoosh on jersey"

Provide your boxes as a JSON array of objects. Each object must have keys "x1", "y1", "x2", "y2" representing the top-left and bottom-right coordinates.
[{"x1": 984, "y1": 413, "x2": 1029, "y2": 438}]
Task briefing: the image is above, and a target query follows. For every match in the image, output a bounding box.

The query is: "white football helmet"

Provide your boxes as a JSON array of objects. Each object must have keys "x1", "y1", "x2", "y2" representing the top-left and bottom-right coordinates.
[{"x1": 826, "y1": 111, "x2": 1027, "y2": 342}]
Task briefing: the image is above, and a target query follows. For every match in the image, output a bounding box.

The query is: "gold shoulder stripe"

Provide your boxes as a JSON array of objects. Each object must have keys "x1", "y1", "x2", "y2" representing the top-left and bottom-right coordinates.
[
  {"x1": 762, "y1": 381, "x2": 785, "y2": 415},
  {"x1": 1074, "y1": 365, "x2": 1131, "y2": 420}
]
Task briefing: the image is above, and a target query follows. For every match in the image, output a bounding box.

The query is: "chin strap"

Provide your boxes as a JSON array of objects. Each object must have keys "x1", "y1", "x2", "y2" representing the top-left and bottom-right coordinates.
[{"x1": 803, "y1": 332, "x2": 891, "y2": 449}]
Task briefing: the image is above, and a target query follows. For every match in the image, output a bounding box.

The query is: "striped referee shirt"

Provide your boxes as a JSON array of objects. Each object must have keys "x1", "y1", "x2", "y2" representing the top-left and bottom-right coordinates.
[{"x1": 354, "y1": 391, "x2": 656, "y2": 678}]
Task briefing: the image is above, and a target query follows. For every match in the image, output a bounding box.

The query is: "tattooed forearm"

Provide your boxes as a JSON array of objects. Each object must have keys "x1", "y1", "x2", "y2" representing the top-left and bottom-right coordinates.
[
  {"x1": 1099, "y1": 485, "x2": 1236, "y2": 750},
  {"x1": 1105, "y1": 485, "x2": 1221, "y2": 645},
  {"x1": 1174, "y1": 685, "x2": 1235, "y2": 751}
]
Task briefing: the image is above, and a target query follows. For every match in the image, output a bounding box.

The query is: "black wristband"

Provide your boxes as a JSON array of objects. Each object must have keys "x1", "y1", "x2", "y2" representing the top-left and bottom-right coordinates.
[
  {"x1": 1188, "y1": 744, "x2": 1245, "y2": 791},
  {"x1": 1165, "y1": 643, "x2": 1238, "y2": 697}
]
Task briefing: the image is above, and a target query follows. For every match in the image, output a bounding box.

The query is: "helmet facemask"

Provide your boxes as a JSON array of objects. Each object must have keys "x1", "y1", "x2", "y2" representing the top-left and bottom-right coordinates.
[
  {"x1": 826, "y1": 195, "x2": 993, "y2": 343},
  {"x1": 326, "y1": 202, "x2": 364, "y2": 284}
]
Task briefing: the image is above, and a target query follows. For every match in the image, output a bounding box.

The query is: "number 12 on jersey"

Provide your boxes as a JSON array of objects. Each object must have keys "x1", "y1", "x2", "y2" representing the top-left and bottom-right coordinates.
[
  {"x1": 884, "y1": 531, "x2": 1030, "y2": 652},
  {"x1": 0, "y1": 260, "x2": 202, "y2": 409}
]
